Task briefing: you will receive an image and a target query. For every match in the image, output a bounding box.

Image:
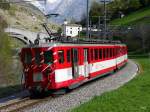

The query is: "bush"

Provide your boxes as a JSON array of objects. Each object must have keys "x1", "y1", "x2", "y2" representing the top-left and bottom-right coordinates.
[
  {"x1": 0, "y1": 16, "x2": 13, "y2": 81},
  {"x1": 0, "y1": 0, "x2": 10, "y2": 10}
]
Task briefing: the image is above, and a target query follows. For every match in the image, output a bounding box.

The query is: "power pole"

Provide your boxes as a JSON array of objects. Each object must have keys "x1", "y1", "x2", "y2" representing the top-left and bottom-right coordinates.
[
  {"x1": 98, "y1": 16, "x2": 101, "y2": 38},
  {"x1": 89, "y1": 20, "x2": 92, "y2": 39},
  {"x1": 100, "y1": 0, "x2": 110, "y2": 40},
  {"x1": 104, "y1": 0, "x2": 107, "y2": 40},
  {"x1": 86, "y1": 0, "x2": 89, "y2": 38}
]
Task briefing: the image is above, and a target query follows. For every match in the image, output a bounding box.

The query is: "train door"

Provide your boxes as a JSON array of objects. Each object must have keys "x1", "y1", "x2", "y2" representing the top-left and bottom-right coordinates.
[
  {"x1": 72, "y1": 48, "x2": 79, "y2": 79},
  {"x1": 83, "y1": 49, "x2": 89, "y2": 77}
]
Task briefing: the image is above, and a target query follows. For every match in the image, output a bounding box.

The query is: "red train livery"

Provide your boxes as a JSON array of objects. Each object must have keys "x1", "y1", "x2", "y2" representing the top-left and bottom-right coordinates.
[{"x1": 20, "y1": 42, "x2": 128, "y2": 95}]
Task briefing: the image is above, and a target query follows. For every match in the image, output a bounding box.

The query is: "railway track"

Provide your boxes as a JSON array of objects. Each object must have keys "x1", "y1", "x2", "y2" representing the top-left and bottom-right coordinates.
[{"x1": 0, "y1": 97, "x2": 40, "y2": 112}]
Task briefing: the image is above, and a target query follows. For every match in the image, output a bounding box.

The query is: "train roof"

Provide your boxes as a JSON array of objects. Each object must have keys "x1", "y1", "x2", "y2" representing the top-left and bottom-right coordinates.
[
  {"x1": 24, "y1": 37, "x2": 127, "y2": 48},
  {"x1": 25, "y1": 42, "x2": 126, "y2": 49}
]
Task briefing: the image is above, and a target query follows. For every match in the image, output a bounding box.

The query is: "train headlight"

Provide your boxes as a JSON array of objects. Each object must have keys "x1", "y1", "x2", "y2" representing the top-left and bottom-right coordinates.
[{"x1": 33, "y1": 73, "x2": 43, "y2": 82}]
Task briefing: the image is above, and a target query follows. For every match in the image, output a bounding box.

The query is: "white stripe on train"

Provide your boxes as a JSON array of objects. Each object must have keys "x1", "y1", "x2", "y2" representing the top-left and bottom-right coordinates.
[{"x1": 55, "y1": 55, "x2": 127, "y2": 83}]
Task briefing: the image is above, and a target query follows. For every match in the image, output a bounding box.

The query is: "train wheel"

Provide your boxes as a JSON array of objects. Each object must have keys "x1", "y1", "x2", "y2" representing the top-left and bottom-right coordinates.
[{"x1": 29, "y1": 90, "x2": 45, "y2": 98}]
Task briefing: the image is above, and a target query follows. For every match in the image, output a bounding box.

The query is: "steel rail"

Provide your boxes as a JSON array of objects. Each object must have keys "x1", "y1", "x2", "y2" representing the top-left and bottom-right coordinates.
[{"x1": 0, "y1": 97, "x2": 40, "y2": 112}]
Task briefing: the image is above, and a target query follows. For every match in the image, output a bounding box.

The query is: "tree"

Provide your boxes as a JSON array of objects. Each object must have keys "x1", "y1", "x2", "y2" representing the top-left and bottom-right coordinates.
[
  {"x1": 89, "y1": 1, "x2": 103, "y2": 24},
  {"x1": 0, "y1": 16, "x2": 12, "y2": 76},
  {"x1": 127, "y1": 0, "x2": 141, "y2": 11},
  {"x1": 0, "y1": 0, "x2": 10, "y2": 10},
  {"x1": 139, "y1": 0, "x2": 150, "y2": 7}
]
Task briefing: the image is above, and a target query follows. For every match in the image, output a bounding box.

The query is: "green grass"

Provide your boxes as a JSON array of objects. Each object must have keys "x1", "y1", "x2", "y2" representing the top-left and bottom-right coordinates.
[
  {"x1": 110, "y1": 7, "x2": 150, "y2": 26},
  {"x1": 71, "y1": 58, "x2": 150, "y2": 112}
]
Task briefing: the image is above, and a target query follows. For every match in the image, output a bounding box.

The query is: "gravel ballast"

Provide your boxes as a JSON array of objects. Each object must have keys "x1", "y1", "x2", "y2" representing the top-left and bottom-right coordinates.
[{"x1": 24, "y1": 60, "x2": 138, "y2": 112}]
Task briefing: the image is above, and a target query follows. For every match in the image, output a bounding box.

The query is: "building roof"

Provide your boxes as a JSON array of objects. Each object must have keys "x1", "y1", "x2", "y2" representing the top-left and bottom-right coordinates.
[{"x1": 64, "y1": 24, "x2": 82, "y2": 27}]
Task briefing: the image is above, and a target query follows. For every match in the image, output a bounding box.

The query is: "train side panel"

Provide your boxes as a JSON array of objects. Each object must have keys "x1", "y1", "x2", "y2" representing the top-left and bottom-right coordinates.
[
  {"x1": 51, "y1": 44, "x2": 128, "y2": 90},
  {"x1": 20, "y1": 43, "x2": 128, "y2": 92}
]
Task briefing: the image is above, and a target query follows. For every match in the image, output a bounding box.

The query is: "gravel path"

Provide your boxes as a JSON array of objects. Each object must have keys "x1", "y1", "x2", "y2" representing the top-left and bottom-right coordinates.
[{"x1": 23, "y1": 60, "x2": 138, "y2": 112}]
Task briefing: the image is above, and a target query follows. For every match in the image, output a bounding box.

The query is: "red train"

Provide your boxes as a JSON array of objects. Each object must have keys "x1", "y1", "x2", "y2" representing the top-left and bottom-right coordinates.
[{"x1": 20, "y1": 40, "x2": 128, "y2": 95}]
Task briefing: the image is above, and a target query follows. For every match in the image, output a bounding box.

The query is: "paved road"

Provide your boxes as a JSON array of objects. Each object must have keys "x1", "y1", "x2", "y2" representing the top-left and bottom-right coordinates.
[{"x1": 23, "y1": 60, "x2": 139, "y2": 112}]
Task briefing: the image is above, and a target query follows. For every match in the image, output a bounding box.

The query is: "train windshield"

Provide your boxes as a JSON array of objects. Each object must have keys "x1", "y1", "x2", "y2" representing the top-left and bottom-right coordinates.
[
  {"x1": 35, "y1": 51, "x2": 41, "y2": 65},
  {"x1": 24, "y1": 52, "x2": 32, "y2": 64},
  {"x1": 44, "y1": 50, "x2": 53, "y2": 64}
]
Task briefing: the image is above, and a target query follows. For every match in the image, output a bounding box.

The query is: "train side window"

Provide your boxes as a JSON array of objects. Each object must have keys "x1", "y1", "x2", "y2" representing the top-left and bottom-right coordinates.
[
  {"x1": 58, "y1": 50, "x2": 64, "y2": 64},
  {"x1": 110, "y1": 48, "x2": 112, "y2": 58},
  {"x1": 112, "y1": 48, "x2": 114, "y2": 57},
  {"x1": 44, "y1": 50, "x2": 53, "y2": 64},
  {"x1": 124, "y1": 47, "x2": 125, "y2": 54},
  {"x1": 115, "y1": 48, "x2": 116, "y2": 56},
  {"x1": 115, "y1": 48, "x2": 117, "y2": 56},
  {"x1": 105, "y1": 48, "x2": 108, "y2": 58},
  {"x1": 107, "y1": 48, "x2": 110, "y2": 58},
  {"x1": 114, "y1": 48, "x2": 115, "y2": 57},
  {"x1": 24, "y1": 52, "x2": 32, "y2": 64},
  {"x1": 116, "y1": 48, "x2": 118, "y2": 56},
  {"x1": 99, "y1": 49, "x2": 102, "y2": 59},
  {"x1": 91, "y1": 49, "x2": 93, "y2": 61},
  {"x1": 113, "y1": 48, "x2": 115, "y2": 57},
  {"x1": 109, "y1": 48, "x2": 110, "y2": 57},
  {"x1": 94, "y1": 49, "x2": 98, "y2": 60},
  {"x1": 103, "y1": 49, "x2": 106, "y2": 59},
  {"x1": 67, "y1": 50, "x2": 71, "y2": 63}
]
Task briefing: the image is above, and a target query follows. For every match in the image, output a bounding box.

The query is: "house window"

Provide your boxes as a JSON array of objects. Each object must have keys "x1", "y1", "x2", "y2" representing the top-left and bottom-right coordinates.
[{"x1": 70, "y1": 31, "x2": 72, "y2": 34}]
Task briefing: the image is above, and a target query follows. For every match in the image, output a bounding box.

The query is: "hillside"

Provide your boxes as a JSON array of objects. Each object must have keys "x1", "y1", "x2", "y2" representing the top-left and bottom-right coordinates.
[
  {"x1": 0, "y1": 3, "x2": 60, "y2": 32},
  {"x1": 110, "y1": 7, "x2": 150, "y2": 26},
  {"x1": 0, "y1": 3, "x2": 60, "y2": 97},
  {"x1": 109, "y1": 7, "x2": 150, "y2": 54}
]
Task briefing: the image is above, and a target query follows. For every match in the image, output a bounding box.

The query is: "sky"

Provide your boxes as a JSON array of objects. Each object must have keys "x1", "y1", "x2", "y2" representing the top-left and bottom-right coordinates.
[{"x1": 29, "y1": 0, "x2": 95, "y2": 23}]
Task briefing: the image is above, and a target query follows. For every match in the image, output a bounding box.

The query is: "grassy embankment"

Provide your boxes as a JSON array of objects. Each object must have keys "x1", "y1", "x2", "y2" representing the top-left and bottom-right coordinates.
[
  {"x1": 71, "y1": 7, "x2": 150, "y2": 112},
  {"x1": 71, "y1": 57, "x2": 150, "y2": 112},
  {"x1": 110, "y1": 7, "x2": 150, "y2": 26},
  {"x1": 0, "y1": 18, "x2": 23, "y2": 98}
]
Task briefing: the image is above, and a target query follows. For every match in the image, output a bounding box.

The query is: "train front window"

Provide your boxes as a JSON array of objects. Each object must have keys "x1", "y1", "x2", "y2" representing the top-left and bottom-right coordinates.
[
  {"x1": 44, "y1": 51, "x2": 53, "y2": 64},
  {"x1": 35, "y1": 51, "x2": 41, "y2": 65},
  {"x1": 24, "y1": 52, "x2": 32, "y2": 64}
]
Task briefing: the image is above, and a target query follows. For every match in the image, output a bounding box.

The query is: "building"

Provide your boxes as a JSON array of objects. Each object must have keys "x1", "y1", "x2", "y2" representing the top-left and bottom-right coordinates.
[{"x1": 63, "y1": 21, "x2": 82, "y2": 37}]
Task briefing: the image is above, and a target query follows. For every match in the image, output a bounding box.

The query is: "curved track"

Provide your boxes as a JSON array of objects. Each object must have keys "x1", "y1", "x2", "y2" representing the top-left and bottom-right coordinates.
[
  {"x1": 0, "y1": 60, "x2": 139, "y2": 112},
  {"x1": 0, "y1": 98, "x2": 40, "y2": 112},
  {"x1": 21, "y1": 60, "x2": 139, "y2": 112}
]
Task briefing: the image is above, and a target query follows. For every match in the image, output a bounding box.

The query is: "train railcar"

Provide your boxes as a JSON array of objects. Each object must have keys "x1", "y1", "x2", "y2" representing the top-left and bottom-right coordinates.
[{"x1": 20, "y1": 41, "x2": 128, "y2": 95}]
